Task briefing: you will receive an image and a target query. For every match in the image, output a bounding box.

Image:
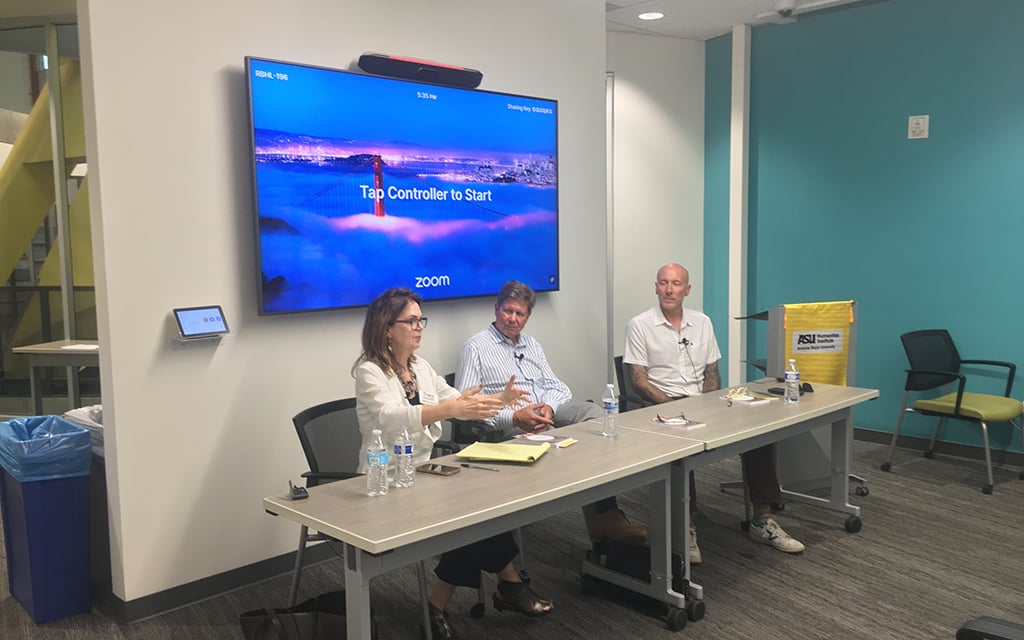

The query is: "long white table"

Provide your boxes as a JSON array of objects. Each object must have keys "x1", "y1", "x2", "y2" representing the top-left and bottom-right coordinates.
[
  {"x1": 11, "y1": 340, "x2": 100, "y2": 414},
  {"x1": 264, "y1": 421, "x2": 704, "y2": 639},
  {"x1": 612, "y1": 380, "x2": 879, "y2": 607},
  {"x1": 265, "y1": 382, "x2": 878, "y2": 638}
]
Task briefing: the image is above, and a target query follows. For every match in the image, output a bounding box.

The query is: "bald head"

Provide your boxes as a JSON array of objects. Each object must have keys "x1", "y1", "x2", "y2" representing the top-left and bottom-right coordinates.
[
  {"x1": 655, "y1": 263, "x2": 691, "y2": 317},
  {"x1": 657, "y1": 263, "x2": 688, "y2": 284}
]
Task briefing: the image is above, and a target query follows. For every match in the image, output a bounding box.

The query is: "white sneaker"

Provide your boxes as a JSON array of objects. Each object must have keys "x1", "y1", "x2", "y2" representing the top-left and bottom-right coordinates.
[
  {"x1": 748, "y1": 518, "x2": 805, "y2": 554},
  {"x1": 688, "y1": 524, "x2": 702, "y2": 565}
]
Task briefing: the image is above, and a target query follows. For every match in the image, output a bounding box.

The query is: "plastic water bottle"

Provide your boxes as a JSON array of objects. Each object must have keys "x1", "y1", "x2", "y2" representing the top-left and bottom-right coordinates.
[
  {"x1": 366, "y1": 429, "x2": 389, "y2": 496},
  {"x1": 784, "y1": 358, "x2": 800, "y2": 405},
  {"x1": 601, "y1": 384, "x2": 619, "y2": 438},
  {"x1": 393, "y1": 427, "x2": 415, "y2": 488}
]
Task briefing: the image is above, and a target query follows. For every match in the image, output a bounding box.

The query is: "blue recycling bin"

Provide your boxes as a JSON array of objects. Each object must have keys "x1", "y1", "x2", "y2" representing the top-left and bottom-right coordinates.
[{"x1": 0, "y1": 416, "x2": 92, "y2": 623}]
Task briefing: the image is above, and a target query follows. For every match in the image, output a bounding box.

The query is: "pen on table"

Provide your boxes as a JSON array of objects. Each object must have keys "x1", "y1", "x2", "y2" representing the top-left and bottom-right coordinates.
[{"x1": 460, "y1": 463, "x2": 500, "y2": 472}]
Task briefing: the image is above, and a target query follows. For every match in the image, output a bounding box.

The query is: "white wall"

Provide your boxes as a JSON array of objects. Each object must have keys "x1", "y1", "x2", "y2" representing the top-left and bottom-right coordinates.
[
  {"x1": 77, "y1": 0, "x2": 606, "y2": 601},
  {"x1": 606, "y1": 32, "x2": 705, "y2": 355}
]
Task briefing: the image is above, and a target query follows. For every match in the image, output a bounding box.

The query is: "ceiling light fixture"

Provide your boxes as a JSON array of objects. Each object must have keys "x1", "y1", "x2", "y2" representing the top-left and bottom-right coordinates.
[{"x1": 637, "y1": 12, "x2": 665, "y2": 21}]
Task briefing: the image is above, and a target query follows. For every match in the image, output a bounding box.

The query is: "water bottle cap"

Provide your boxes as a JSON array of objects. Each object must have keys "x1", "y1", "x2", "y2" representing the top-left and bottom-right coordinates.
[{"x1": 372, "y1": 429, "x2": 382, "y2": 435}]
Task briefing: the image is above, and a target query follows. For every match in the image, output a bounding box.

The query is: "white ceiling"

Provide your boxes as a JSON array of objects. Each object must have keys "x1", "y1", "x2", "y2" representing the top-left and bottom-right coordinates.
[
  {"x1": 608, "y1": 0, "x2": 865, "y2": 40},
  {"x1": 0, "y1": 0, "x2": 866, "y2": 50}
]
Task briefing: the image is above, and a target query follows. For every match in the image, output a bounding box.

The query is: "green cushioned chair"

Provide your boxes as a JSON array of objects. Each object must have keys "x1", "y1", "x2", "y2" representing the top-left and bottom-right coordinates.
[{"x1": 881, "y1": 329, "x2": 1024, "y2": 494}]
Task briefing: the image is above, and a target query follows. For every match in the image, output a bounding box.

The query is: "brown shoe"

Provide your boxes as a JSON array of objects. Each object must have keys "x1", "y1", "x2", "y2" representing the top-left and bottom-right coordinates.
[{"x1": 585, "y1": 509, "x2": 648, "y2": 545}]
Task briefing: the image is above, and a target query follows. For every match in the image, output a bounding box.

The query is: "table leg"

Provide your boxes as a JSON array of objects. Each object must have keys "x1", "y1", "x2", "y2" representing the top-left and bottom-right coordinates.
[
  {"x1": 417, "y1": 561, "x2": 433, "y2": 640},
  {"x1": 831, "y1": 411, "x2": 862, "y2": 532},
  {"x1": 830, "y1": 413, "x2": 853, "y2": 506},
  {"x1": 578, "y1": 472, "x2": 686, "y2": 611},
  {"x1": 30, "y1": 362, "x2": 43, "y2": 415},
  {"x1": 344, "y1": 544, "x2": 375, "y2": 640},
  {"x1": 774, "y1": 409, "x2": 862, "y2": 520},
  {"x1": 675, "y1": 460, "x2": 703, "y2": 602},
  {"x1": 671, "y1": 463, "x2": 689, "y2": 579},
  {"x1": 68, "y1": 365, "x2": 82, "y2": 411}
]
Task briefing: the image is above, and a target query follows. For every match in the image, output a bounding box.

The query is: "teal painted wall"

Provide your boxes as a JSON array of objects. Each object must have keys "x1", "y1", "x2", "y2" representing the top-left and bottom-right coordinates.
[
  {"x1": 705, "y1": 0, "x2": 1024, "y2": 453},
  {"x1": 703, "y1": 33, "x2": 733, "y2": 385}
]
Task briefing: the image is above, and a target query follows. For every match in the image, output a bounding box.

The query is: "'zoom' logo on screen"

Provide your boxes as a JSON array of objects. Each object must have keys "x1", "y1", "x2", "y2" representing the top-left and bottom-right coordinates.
[{"x1": 415, "y1": 275, "x2": 451, "y2": 288}]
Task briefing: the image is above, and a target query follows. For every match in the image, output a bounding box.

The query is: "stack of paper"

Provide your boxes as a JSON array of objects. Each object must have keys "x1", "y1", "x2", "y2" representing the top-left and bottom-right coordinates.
[
  {"x1": 513, "y1": 432, "x2": 577, "y2": 448},
  {"x1": 719, "y1": 393, "x2": 770, "y2": 406},
  {"x1": 455, "y1": 441, "x2": 551, "y2": 463}
]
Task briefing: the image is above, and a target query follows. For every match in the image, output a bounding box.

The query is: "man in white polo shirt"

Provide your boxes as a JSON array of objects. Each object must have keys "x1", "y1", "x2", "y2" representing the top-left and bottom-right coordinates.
[{"x1": 624, "y1": 263, "x2": 804, "y2": 562}]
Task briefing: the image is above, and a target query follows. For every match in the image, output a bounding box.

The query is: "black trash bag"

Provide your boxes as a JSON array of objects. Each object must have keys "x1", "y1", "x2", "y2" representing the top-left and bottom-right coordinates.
[
  {"x1": 239, "y1": 591, "x2": 377, "y2": 640},
  {"x1": 0, "y1": 416, "x2": 91, "y2": 482}
]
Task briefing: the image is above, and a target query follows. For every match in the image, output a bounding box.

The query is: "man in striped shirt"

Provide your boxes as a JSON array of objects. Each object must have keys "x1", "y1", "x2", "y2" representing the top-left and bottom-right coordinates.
[{"x1": 456, "y1": 280, "x2": 647, "y2": 545}]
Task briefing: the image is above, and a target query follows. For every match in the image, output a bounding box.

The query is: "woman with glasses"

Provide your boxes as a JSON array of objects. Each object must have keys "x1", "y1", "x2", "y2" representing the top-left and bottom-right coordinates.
[{"x1": 353, "y1": 287, "x2": 553, "y2": 640}]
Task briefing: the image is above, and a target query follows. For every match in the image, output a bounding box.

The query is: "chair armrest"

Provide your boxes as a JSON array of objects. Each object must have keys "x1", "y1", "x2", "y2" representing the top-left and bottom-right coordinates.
[
  {"x1": 622, "y1": 392, "x2": 651, "y2": 413},
  {"x1": 450, "y1": 418, "x2": 520, "y2": 443},
  {"x1": 959, "y1": 359, "x2": 1017, "y2": 396},
  {"x1": 301, "y1": 470, "x2": 361, "y2": 488},
  {"x1": 431, "y1": 440, "x2": 461, "y2": 457}
]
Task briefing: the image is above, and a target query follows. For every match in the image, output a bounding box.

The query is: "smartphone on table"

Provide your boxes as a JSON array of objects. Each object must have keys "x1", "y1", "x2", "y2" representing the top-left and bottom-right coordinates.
[{"x1": 416, "y1": 463, "x2": 461, "y2": 476}]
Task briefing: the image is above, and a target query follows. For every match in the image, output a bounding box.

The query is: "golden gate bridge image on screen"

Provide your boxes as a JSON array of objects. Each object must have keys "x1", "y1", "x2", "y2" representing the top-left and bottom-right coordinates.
[{"x1": 290, "y1": 152, "x2": 531, "y2": 221}]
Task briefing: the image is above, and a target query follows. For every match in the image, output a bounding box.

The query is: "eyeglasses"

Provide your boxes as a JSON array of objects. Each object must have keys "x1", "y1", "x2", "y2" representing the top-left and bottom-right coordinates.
[{"x1": 391, "y1": 316, "x2": 428, "y2": 329}]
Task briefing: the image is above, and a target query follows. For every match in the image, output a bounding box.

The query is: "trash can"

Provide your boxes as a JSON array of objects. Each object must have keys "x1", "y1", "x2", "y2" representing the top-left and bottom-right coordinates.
[
  {"x1": 0, "y1": 415, "x2": 92, "y2": 623},
  {"x1": 62, "y1": 405, "x2": 112, "y2": 606}
]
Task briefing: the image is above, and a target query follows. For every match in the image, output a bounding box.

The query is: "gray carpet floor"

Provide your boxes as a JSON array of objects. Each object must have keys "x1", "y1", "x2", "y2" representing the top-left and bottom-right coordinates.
[{"x1": 1, "y1": 439, "x2": 1022, "y2": 639}]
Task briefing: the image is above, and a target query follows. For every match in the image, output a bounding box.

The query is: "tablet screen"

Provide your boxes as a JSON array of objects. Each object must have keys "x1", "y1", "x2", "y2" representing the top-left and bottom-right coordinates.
[{"x1": 173, "y1": 306, "x2": 229, "y2": 338}]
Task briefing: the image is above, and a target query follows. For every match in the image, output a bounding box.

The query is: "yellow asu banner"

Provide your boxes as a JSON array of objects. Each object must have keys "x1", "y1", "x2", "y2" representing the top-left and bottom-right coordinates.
[{"x1": 783, "y1": 301, "x2": 854, "y2": 386}]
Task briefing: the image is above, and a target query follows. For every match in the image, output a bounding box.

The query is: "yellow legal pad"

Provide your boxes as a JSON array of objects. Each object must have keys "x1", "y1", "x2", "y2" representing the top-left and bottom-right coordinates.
[{"x1": 455, "y1": 441, "x2": 551, "y2": 464}]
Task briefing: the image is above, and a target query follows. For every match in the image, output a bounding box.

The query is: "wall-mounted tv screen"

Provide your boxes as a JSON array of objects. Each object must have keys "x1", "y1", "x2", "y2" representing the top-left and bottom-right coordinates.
[{"x1": 245, "y1": 56, "x2": 559, "y2": 314}]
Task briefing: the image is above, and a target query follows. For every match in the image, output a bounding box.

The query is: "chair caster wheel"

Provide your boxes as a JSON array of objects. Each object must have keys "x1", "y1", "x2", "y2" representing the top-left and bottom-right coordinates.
[
  {"x1": 982, "y1": 484, "x2": 993, "y2": 495},
  {"x1": 771, "y1": 501, "x2": 785, "y2": 512},
  {"x1": 686, "y1": 598, "x2": 706, "y2": 622},
  {"x1": 855, "y1": 485, "x2": 869, "y2": 497},
  {"x1": 469, "y1": 602, "x2": 485, "y2": 618},
  {"x1": 923, "y1": 449, "x2": 934, "y2": 459},
  {"x1": 740, "y1": 519, "x2": 750, "y2": 532},
  {"x1": 667, "y1": 606, "x2": 688, "y2": 631},
  {"x1": 1018, "y1": 470, "x2": 1024, "y2": 480},
  {"x1": 880, "y1": 462, "x2": 891, "y2": 472},
  {"x1": 845, "y1": 516, "x2": 862, "y2": 533}
]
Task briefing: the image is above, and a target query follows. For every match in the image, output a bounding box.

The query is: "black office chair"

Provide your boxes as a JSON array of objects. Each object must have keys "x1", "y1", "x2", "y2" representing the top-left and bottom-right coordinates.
[
  {"x1": 289, "y1": 399, "x2": 389, "y2": 603},
  {"x1": 957, "y1": 616, "x2": 1024, "y2": 640},
  {"x1": 613, "y1": 356, "x2": 650, "y2": 412},
  {"x1": 881, "y1": 329, "x2": 1024, "y2": 494},
  {"x1": 444, "y1": 372, "x2": 505, "y2": 444},
  {"x1": 288, "y1": 398, "x2": 359, "y2": 607},
  {"x1": 290, "y1": 395, "x2": 497, "y2": 631},
  {"x1": 288, "y1": 398, "x2": 439, "y2": 638}
]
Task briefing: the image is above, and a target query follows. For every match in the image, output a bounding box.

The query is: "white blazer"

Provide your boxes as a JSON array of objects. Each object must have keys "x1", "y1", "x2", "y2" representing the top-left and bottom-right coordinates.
[{"x1": 354, "y1": 356, "x2": 458, "y2": 472}]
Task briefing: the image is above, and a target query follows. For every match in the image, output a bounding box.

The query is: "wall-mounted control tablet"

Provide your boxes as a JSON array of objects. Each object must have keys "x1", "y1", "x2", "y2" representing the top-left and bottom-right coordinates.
[{"x1": 172, "y1": 305, "x2": 229, "y2": 340}]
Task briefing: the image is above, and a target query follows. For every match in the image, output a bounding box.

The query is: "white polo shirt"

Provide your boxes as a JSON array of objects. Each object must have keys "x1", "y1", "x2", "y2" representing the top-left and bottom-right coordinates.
[{"x1": 623, "y1": 306, "x2": 721, "y2": 398}]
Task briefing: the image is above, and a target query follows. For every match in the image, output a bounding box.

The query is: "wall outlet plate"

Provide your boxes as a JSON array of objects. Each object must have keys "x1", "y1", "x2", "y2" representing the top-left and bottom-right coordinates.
[{"x1": 908, "y1": 115, "x2": 929, "y2": 139}]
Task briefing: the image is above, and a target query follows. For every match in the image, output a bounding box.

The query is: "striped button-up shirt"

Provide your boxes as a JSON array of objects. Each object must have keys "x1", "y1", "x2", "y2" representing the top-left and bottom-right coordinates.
[{"x1": 456, "y1": 323, "x2": 573, "y2": 431}]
